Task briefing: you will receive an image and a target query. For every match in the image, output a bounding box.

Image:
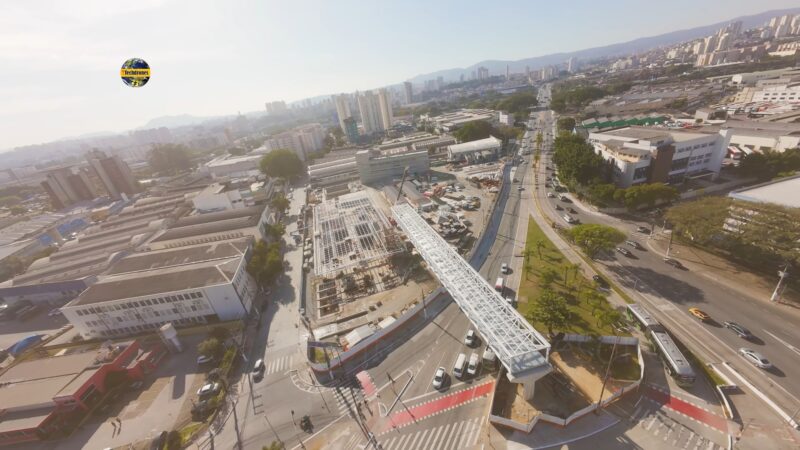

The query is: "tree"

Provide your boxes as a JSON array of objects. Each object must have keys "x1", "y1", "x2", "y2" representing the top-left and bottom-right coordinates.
[
  {"x1": 260, "y1": 149, "x2": 304, "y2": 179},
  {"x1": 148, "y1": 144, "x2": 192, "y2": 175},
  {"x1": 528, "y1": 289, "x2": 570, "y2": 336},
  {"x1": 165, "y1": 430, "x2": 182, "y2": 450},
  {"x1": 270, "y1": 193, "x2": 290, "y2": 212},
  {"x1": 540, "y1": 267, "x2": 559, "y2": 288},
  {"x1": 453, "y1": 120, "x2": 495, "y2": 143},
  {"x1": 586, "y1": 183, "x2": 618, "y2": 207},
  {"x1": 738, "y1": 148, "x2": 800, "y2": 181},
  {"x1": 197, "y1": 338, "x2": 224, "y2": 359},
  {"x1": 598, "y1": 309, "x2": 623, "y2": 331},
  {"x1": 535, "y1": 240, "x2": 545, "y2": 259},
  {"x1": 263, "y1": 442, "x2": 284, "y2": 450},
  {"x1": 209, "y1": 326, "x2": 230, "y2": 342},
  {"x1": 567, "y1": 224, "x2": 626, "y2": 259},
  {"x1": 9, "y1": 206, "x2": 26, "y2": 216},
  {"x1": 552, "y1": 133, "x2": 609, "y2": 185},
  {"x1": 621, "y1": 183, "x2": 679, "y2": 210},
  {"x1": 247, "y1": 240, "x2": 284, "y2": 286},
  {"x1": 0, "y1": 256, "x2": 27, "y2": 283},
  {"x1": 564, "y1": 263, "x2": 582, "y2": 288},
  {"x1": 263, "y1": 222, "x2": 286, "y2": 241},
  {"x1": 556, "y1": 117, "x2": 576, "y2": 133},
  {"x1": 665, "y1": 197, "x2": 730, "y2": 245}
]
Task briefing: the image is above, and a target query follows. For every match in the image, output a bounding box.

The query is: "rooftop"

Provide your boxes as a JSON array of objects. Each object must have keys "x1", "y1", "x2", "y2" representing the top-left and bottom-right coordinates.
[
  {"x1": 447, "y1": 136, "x2": 503, "y2": 155},
  {"x1": 728, "y1": 175, "x2": 800, "y2": 209},
  {"x1": 70, "y1": 257, "x2": 240, "y2": 305},
  {"x1": 107, "y1": 239, "x2": 250, "y2": 275}
]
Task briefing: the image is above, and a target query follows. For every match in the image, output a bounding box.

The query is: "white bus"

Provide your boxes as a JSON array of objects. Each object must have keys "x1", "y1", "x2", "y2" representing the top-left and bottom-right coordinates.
[{"x1": 627, "y1": 304, "x2": 696, "y2": 387}]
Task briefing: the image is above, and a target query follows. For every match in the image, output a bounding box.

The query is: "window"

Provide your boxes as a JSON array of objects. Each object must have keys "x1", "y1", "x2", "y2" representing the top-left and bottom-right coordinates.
[
  {"x1": 145, "y1": 300, "x2": 152, "y2": 306},
  {"x1": 77, "y1": 310, "x2": 84, "y2": 316},
  {"x1": 153, "y1": 310, "x2": 160, "y2": 317},
  {"x1": 117, "y1": 317, "x2": 123, "y2": 322},
  {"x1": 158, "y1": 298, "x2": 165, "y2": 304}
]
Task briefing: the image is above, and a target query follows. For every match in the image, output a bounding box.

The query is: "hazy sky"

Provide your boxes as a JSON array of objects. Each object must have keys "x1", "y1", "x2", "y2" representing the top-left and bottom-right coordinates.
[{"x1": 2, "y1": 0, "x2": 797, "y2": 151}]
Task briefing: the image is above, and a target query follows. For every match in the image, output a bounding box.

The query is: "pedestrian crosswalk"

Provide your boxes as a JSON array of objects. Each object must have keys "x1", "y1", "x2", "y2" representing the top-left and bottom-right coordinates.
[
  {"x1": 376, "y1": 417, "x2": 482, "y2": 450},
  {"x1": 331, "y1": 378, "x2": 365, "y2": 416},
  {"x1": 263, "y1": 354, "x2": 294, "y2": 375},
  {"x1": 631, "y1": 403, "x2": 725, "y2": 450}
]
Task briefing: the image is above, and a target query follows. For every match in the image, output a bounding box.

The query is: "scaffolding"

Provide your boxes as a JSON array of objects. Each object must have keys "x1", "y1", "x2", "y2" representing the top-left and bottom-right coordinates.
[
  {"x1": 313, "y1": 191, "x2": 404, "y2": 276},
  {"x1": 392, "y1": 203, "x2": 551, "y2": 379}
]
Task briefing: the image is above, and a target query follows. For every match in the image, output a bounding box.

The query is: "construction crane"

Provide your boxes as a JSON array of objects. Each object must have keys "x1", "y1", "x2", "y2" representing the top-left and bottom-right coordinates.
[{"x1": 394, "y1": 166, "x2": 410, "y2": 205}]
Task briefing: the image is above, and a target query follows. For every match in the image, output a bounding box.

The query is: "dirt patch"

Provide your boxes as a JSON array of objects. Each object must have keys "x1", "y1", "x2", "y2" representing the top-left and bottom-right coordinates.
[{"x1": 550, "y1": 350, "x2": 633, "y2": 403}]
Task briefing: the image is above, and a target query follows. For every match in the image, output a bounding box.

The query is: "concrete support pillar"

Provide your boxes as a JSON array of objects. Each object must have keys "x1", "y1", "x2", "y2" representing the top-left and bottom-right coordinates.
[{"x1": 522, "y1": 378, "x2": 536, "y2": 401}]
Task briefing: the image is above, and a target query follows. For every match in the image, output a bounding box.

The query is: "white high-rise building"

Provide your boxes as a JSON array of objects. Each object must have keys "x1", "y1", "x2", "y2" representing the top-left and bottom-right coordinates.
[
  {"x1": 377, "y1": 88, "x2": 393, "y2": 131},
  {"x1": 358, "y1": 91, "x2": 383, "y2": 135},
  {"x1": 333, "y1": 94, "x2": 352, "y2": 134}
]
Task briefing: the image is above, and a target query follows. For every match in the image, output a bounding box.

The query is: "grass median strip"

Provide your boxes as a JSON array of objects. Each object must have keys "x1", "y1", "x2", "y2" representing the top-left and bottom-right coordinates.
[{"x1": 517, "y1": 219, "x2": 627, "y2": 337}]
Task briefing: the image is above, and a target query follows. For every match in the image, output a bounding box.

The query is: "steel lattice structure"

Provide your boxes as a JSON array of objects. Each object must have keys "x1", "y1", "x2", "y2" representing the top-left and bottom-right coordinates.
[
  {"x1": 392, "y1": 203, "x2": 550, "y2": 379},
  {"x1": 313, "y1": 191, "x2": 403, "y2": 276}
]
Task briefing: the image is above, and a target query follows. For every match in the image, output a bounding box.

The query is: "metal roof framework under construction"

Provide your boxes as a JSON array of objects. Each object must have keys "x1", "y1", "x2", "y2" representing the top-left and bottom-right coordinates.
[
  {"x1": 313, "y1": 191, "x2": 403, "y2": 276},
  {"x1": 392, "y1": 203, "x2": 551, "y2": 379}
]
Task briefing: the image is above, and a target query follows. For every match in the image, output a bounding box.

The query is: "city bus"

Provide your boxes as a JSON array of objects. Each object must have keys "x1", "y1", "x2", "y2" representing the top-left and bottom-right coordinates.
[{"x1": 627, "y1": 304, "x2": 696, "y2": 387}]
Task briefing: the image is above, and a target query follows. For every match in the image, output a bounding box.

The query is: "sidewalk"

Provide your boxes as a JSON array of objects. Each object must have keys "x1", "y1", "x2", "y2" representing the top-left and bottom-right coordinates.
[{"x1": 501, "y1": 410, "x2": 620, "y2": 449}]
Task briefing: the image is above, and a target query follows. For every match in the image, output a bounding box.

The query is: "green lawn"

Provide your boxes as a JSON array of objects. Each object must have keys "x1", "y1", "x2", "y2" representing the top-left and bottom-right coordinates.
[{"x1": 517, "y1": 219, "x2": 626, "y2": 337}]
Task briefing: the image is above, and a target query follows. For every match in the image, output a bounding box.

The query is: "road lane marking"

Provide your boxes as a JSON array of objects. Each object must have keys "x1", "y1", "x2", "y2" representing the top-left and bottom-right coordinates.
[
  {"x1": 407, "y1": 428, "x2": 425, "y2": 449},
  {"x1": 432, "y1": 423, "x2": 452, "y2": 450},
  {"x1": 762, "y1": 329, "x2": 800, "y2": 357},
  {"x1": 445, "y1": 420, "x2": 466, "y2": 450}
]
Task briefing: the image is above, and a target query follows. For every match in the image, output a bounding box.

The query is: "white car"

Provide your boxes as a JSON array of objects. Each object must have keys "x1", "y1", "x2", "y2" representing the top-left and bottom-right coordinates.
[
  {"x1": 48, "y1": 308, "x2": 63, "y2": 317},
  {"x1": 464, "y1": 329, "x2": 477, "y2": 347},
  {"x1": 432, "y1": 367, "x2": 446, "y2": 389},
  {"x1": 546, "y1": 192, "x2": 555, "y2": 198},
  {"x1": 197, "y1": 382, "x2": 221, "y2": 397},
  {"x1": 501, "y1": 263, "x2": 509, "y2": 274},
  {"x1": 739, "y1": 348, "x2": 772, "y2": 369}
]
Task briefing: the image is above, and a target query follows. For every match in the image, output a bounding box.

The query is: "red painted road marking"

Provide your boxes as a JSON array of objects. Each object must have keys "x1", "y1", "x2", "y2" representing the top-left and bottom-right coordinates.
[
  {"x1": 644, "y1": 385, "x2": 726, "y2": 432},
  {"x1": 382, "y1": 380, "x2": 495, "y2": 432},
  {"x1": 357, "y1": 371, "x2": 378, "y2": 398}
]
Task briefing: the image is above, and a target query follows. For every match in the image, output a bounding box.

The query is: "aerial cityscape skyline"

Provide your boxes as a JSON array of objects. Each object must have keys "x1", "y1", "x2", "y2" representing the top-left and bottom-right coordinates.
[{"x1": 2, "y1": 0, "x2": 800, "y2": 152}]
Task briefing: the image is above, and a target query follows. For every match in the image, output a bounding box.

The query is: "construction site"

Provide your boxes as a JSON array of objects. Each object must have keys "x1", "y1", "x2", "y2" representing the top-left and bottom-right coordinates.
[{"x1": 301, "y1": 161, "x2": 505, "y2": 349}]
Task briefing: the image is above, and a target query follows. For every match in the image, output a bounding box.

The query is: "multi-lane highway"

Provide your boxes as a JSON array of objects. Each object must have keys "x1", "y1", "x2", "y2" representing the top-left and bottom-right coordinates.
[{"x1": 526, "y1": 96, "x2": 800, "y2": 444}]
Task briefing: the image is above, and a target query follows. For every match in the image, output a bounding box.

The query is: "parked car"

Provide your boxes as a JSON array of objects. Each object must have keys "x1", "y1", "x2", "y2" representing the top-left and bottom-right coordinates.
[
  {"x1": 688, "y1": 307, "x2": 710, "y2": 322},
  {"x1": 739, "y1": 348, "x2": 772, "y2": 369},
  {"x1": 501, "y1": 263, "x2": 509, "y2": 274},
  {"x1": 563, "y1": 214, "x2": 577, "y2": 224},
  {"x1": 625, "y1": 240, "x2": 643, "y2": 250},
  {"x1": 464, "y1": 329, "x2": 478, "y2": 347},
  {"x1": 546, "y1": 192, "x2": 555, "y2": 198},
  {"x1": 197, "y1": 355, "x2": 215, "y2": 365},
  {"x1": 559, "y1": 195, "x2": 571, "y2": 203},
  {"x1": 48, "y1": 308, "x2": 63, "y2": 317},
  {"x1": 724, "y1": 321, "x2": 752, "y2": 339},
  {"x1": 616, "y1": 247, "x2": 633, "y2": 257},
  {"x1": 664, "y1": 258, "x2": 684, "y2": 269},
  {"x1": 636, "y1": 226, "x2": 651, "y2": 234},
  {"x1": 567, "y1": 207, "x2": 577, "y2": 214},
  {"x1": 197, "y1": 382, "x2": 221, "y2": 398},
  {"x1": 555, "y1": 204, "x2": 563, "y2": 211},
  {"x1": 432, "y1": 367, "x2": 446, "y2": 389}
]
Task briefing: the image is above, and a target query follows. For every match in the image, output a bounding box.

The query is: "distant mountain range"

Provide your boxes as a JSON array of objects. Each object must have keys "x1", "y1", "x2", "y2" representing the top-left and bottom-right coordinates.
[{"x1": 409, "y1": 7, "x2": 800, "y2": 83}]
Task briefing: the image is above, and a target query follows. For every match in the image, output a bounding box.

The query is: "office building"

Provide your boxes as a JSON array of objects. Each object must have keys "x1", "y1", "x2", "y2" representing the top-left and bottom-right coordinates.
[
  {"x1": 343, "y1": 117, "x2": 360, "y2": 143},
  {"x1": 61, "y1": 238, "x2": 258, "y2": 339},
  {"x1": 86, "y1": 150, "x2": 138, "y2": 200},
  {"x1": 40, "y1": 167, "x2": 97, "y2": 209},
  {"x1": 262, "y1": 123, "x2": 326, "y2": 162},
  {"x1": 333, "y1": 94, "x2": 353, "y2": 134},
  {"x1": 477, "y1": 67, "x2": 489, "y2": 80},
  {"x1": 588, "y1": 127, "x2": 731, "y2": 188},
  {"x1": 355, "y1": 148, "x2": 429, "y2": 184},
  {"x1": 357, "y1": 91, "x2": 383, "y2": 135},
  {"x1": 403, "y1": 81, "x2": 413, "y2": 104},
  {"x1": 751, "y1": 83, "x2": 800, "y2": 103},
  {"x1": 377, "y1": 88, "x2": 393, "y2": 131}
]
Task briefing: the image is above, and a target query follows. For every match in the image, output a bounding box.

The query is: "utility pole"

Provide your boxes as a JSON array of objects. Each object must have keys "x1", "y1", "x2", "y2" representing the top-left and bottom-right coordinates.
[
  {"x1": 595, "y1": 335, "x2": 619, "y2": 413},
  {"x1": 395, "y1": 166, "x2": 410, "y2": 206},
  {"x1": 264, "y1": 414, "x2": 284, "y2": 449},
  {"x1": 664, "y1": 230, "x2": 673, "y2": 259},
  {"x1": 770, "y1": 264, "x2": 790, "y2": 302}
]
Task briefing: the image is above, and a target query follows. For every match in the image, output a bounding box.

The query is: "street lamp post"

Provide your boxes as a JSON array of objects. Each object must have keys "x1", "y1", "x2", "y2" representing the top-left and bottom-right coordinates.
[
  {"x1": 770, "y1": 264, "x2": 790, "y2": 303},
  {"x1": 263, "y1": 414, "x2": 284, "y2": 449}
]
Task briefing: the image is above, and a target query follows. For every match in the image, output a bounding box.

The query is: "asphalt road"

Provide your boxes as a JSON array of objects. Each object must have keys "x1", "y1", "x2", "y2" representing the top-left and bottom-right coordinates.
[{"x1": 529, "y1": 107, "x2": 800, "y2": 438}]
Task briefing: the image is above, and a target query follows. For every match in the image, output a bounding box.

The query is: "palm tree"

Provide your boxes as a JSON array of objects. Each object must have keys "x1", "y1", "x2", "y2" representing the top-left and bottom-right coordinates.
[
  {"x1": 568, "y1": 263, "x2": 582, "y2": 288},
  {"x1": 535, "y1": 240, "x2": 545, "y2": 259}
]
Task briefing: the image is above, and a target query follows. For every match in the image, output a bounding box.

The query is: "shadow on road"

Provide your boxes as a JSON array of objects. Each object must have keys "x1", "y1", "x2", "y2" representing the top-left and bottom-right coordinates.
[{"x1": 605, "y1": 265, "x2": 706, "y2": 305}]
